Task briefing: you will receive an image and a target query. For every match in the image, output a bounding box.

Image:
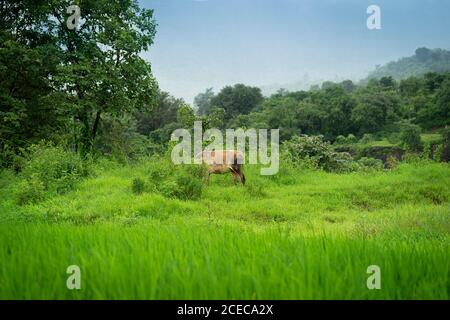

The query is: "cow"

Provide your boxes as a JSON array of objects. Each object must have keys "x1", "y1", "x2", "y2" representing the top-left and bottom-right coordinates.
[{"x1": 196, "y1": 150, "x2": 246, "y2": 185}]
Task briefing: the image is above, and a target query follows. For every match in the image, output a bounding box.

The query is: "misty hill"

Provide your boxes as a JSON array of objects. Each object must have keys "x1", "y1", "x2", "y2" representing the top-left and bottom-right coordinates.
[{"x1": 367, "y1": 47, "x2": 450, "y2": 80}]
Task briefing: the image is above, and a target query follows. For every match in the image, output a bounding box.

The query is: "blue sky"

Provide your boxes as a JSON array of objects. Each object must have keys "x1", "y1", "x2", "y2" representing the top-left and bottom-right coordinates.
[{"x1": 140, "y1": 0, "x2": 450, "y2": 103}]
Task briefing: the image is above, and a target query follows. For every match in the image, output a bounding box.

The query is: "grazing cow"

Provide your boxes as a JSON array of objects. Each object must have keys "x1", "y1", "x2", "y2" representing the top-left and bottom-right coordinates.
[{"x1": 197, "y1": 150, "x2": 246, "y2": 185}]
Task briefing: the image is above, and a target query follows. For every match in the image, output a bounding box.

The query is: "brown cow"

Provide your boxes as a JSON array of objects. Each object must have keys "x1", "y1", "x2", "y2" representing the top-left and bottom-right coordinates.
[{"x1": 197, "y1": 150, "x2": 246, "y2": 185}]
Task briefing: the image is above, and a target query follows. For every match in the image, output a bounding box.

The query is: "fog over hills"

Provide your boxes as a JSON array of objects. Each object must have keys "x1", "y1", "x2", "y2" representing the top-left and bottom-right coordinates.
[{"x1": 258, "y1": 47, "x2": 450, "y2": 96}]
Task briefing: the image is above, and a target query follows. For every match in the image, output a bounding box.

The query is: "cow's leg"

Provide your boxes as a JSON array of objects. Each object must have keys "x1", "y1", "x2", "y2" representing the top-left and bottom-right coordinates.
[
  {"x1": 239, "y1": 172, "x2": 246, "y2": 185},
  {"x1": 232, "y1": 172, "x2": 237, "y2": 185},
  {"x1": 207, "y1": 172, "x2": 211, "y2": 185}
]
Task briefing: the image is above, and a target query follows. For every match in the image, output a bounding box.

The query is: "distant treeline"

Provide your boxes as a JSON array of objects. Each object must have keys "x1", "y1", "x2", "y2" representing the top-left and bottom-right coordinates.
[{"x1": 188, "y1": 73, "x2": 450, "y2": 141}]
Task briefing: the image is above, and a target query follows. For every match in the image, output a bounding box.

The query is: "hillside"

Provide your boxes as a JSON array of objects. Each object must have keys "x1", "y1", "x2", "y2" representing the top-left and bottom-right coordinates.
[{"x1": 367, "y1": 47, "x2": 450, "y2": 80}]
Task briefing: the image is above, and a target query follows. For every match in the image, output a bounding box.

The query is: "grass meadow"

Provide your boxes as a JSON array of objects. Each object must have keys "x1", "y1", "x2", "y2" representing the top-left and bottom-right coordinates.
[{"x1": 0, "y1": 159, "x2": 449, "y2": 299}]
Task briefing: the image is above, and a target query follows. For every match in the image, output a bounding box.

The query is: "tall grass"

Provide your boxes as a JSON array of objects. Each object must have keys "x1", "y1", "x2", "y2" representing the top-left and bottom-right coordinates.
[
  {"x1": 0, "y1": 158, "x2": 449, "y2": 299},
  {"x1": 0, "y1": 222, "x2": 448, "y2": 299}
]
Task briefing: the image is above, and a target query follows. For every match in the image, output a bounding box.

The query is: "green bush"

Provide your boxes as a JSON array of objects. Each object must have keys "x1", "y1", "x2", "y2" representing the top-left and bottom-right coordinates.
[
  {"x1": 325, "y1": 152, "x2": 360, "y2": 173},
  {"x1": 346, "y1": 134, "x2": 358, "y2": 144},
  {"x1": 147, "y1": 159, "x2": 207, "y2": 200},
  {"x1": 335, "y1": 135, "x2": 347, "y2": 145},
  {"x1": 434, "y1": 144, "x2": 444, "y2": 162},
  {"x1": 283, "y1": 135, "x2": 359, "y2": 173},
  {"x1": 172, "y1": 170, "x2": 204, "y2": 200},
  {"x1": 359, "y1": 134, "x2": 374, "y2": 144},
  {"x1": 131, "y1": 178, "x2": 146, "y2": 195},
  {"x1": 399, "y1": 124, "x2": 423, "y2": 151},
  {"x1": 357, "y1": 157, "x2": 383, "y2": 171},
  {"x1": 386, "y1": 155, "x2": 398, "y2": 169},
  {"x1": 19, "y1": 142, "x2": 91, "y2": 196},
  {"x1": 16, "y1": 174, "x2": 45, "y2": 205}
]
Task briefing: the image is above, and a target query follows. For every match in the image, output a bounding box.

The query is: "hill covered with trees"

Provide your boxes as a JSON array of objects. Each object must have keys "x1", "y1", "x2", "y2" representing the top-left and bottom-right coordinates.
[{"x1": 367, "y1": 47, "x2": 450, "y2": 80}]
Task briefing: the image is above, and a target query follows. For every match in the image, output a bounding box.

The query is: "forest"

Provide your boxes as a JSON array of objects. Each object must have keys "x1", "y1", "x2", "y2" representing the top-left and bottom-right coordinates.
[{"x1": 0, "y1": 0, "x2": 449, "y2": 300}]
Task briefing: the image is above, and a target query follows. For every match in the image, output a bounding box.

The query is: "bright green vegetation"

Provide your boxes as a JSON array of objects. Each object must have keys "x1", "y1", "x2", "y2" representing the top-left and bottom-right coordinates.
[
  {"x1": 421, "y1": 133, "x2": 443, "y2": 144},
  {"x1": 1, "y1": 160, "x2": 449, "y2": 299}
]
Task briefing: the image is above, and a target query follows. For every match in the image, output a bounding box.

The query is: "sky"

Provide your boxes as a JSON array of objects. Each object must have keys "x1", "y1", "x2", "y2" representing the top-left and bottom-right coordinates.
[{"x1": 140, "y1": 0, "x2": 450, "y2": 103}]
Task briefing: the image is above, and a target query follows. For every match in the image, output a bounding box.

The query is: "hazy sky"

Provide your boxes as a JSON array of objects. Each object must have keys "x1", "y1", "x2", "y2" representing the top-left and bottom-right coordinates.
[{"x1": 140, "y1": 0, "x2": 450, "y2": 103}]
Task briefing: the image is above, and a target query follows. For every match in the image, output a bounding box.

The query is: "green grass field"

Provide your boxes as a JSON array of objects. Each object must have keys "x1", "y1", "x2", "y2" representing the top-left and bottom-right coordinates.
[{"x1": 0, "y1": 160, "x2": 449, "y2": 299}]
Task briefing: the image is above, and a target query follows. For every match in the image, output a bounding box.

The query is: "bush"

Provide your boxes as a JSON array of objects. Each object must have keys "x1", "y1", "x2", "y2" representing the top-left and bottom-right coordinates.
[
  {"x1": 283, "y1": 135, "x2": 360, "y2": 172},
  {"x1": 346, "y1": 134, "x2": 358, "y2": 144},
  {"x1": 335, "y1": 135, "x2": 347, "y2": 145},
  {"x1": 357, "y1": 157, "x2": 383, "y2": 171},
  {"x1": 386, "y1": 155, "x2": 398, "y2": 169},
  {"x1": 399, "y1": 124, "x2": 422, "y2": 151},
  {"x1": 147, "y1": 159, "x2": 207, "y2": 200},
  {"x1": 19, "y1": 142, "x2": 91, "y2": 196},
  {"x1": 173, "y1": 169, "x2": 204, "y2": 200},
  {"x1": 131, "y1": 178, "x2": 146, "y2": 195},
  {"x1": 282, "y1": 135, "x2": 333, "y2": 169},
  {"x1": 422, "y1": 143, "x2": 431, "y2": 159},
  {"x1": 434, "y1": 144, "x2": 444, "y2": 162},
  {"x1": 359, "y1": 134, "x2": 374, "y2": 144},
  {"x1": 16, "y1": 174, "x2": 45, "y2": 205}
]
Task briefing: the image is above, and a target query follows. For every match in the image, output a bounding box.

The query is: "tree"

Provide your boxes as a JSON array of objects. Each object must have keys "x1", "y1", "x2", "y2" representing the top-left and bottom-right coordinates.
[
  {"x1": 210, "y1": 84, "x2": 263, "y2": 122},
  {"x1": 136, "y1": 91, "x2": 183, "y2": 135},
  {"x1": 415, "y1": 47, "x2": 433, "y2": 62},
  {"x1": 0, "y1": 0, "x2": 159, "y2": 157},
  {"x1": 194, "y1": 88, "x2": 214, "y2": 115},
  {"x1": 0, "y1": 0, "x2": 63, "y2": 165},
  {"x1": 399, "y1": 123, "x2": 422, "y2": 151},
  {"x1": 50, "y1": 0, "x2": 158, "y2": 154},
  {"x1": 176, "y1": 104, "x2": 196, "y2": 128}
]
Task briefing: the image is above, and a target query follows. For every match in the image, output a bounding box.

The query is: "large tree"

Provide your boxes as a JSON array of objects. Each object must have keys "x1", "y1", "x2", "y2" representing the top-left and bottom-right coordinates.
[
  {"x1": 49, "y1": 0, "x2": 158, "y2": 153},
  {"x1": 210, "y1": 84, "x2": 263, "y2": 122},
  {"x1": 1, "y1": 0, "x2": 159, "y2": 157}
]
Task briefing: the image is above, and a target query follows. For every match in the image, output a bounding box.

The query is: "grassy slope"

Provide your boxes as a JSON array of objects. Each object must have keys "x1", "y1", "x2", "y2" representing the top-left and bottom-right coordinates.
[{"x1": 0, "y1": 161, "x2": 449, "y2": 299}]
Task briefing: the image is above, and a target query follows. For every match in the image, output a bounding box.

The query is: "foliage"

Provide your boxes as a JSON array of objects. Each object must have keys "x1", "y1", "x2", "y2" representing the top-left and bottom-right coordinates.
[
  {"x1": 194, "y1": 88, "x2": 214, "y2": 115},
  {"x1": 131, "y1": 178, "x2": 146, "y2": 195},
  {"x1": 367, "y1": 47, "x2": 450, "y2": 80},
  {"x1": 16, "y1": 174, "x2": 45, "y2": 205},
  {"x1": 210, "y1": 84, "x2": 263, "y2": 122},
  {"x1": 399, "y1": 123, "x2": 423, "y2": 151},
  {"x1": 0, "y1": 161, "x2": 449, "y2": 299},
  {"x1": 282, "y1": 135, "x2": 363, "y2": 172},
  {"x1": 359, "y1": 134, "x2": 374, "y2": 144},
  {"x1": 19, "y1": 142, "x2": 91, "y2": 196}
]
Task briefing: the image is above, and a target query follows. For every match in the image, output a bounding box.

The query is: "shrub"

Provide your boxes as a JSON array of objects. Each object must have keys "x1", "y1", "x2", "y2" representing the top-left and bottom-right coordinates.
[
  {"x1": 19, "y1": 142, "x2": 91, "y2": 196},
  {"x1": 283, "y1": 135, "x2": 360, "y2": 173},
  {"x1": 434, "y1": 144, "x2": 444, "y2": 162},
  {"x1": 399, "y1": 124, "x2": 422, "y2": 151},
  {"x1": 16, "y1": 174, "x2": 45, "y2": 205},
  {"x1": 386, "y1": 155, "x2": 398, "y2": 169},
  {"x1": 359, "y1": 134, "x2": 374, "y2": 144},
  {"x1": 325, "y1": 152, "x2": 360, "y2": 173},
  {"x1": 173, "y1": 170, "x2": 204, "y2": 200},
  {"x1": 346, "y1": 134, "x2": 358, "y2": 144},
  {"x1": 357, "y1": 157, "x2": 383, "y2": 171},
  {"x1": 335, "y1": 135, "x2": 347, "y2": 145},
  {"x1": 131, "y1": 178, "x2": 146, "y2": 195},
  {"x1": 282, "y1": 135, "x2": 333, "y2": 169},
  {"x1": 147, "y1": 159, "x2": 207, "y2": 200},
  {"x1": 422, "y1": 143, "x2": 431, "y2": 159}
]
